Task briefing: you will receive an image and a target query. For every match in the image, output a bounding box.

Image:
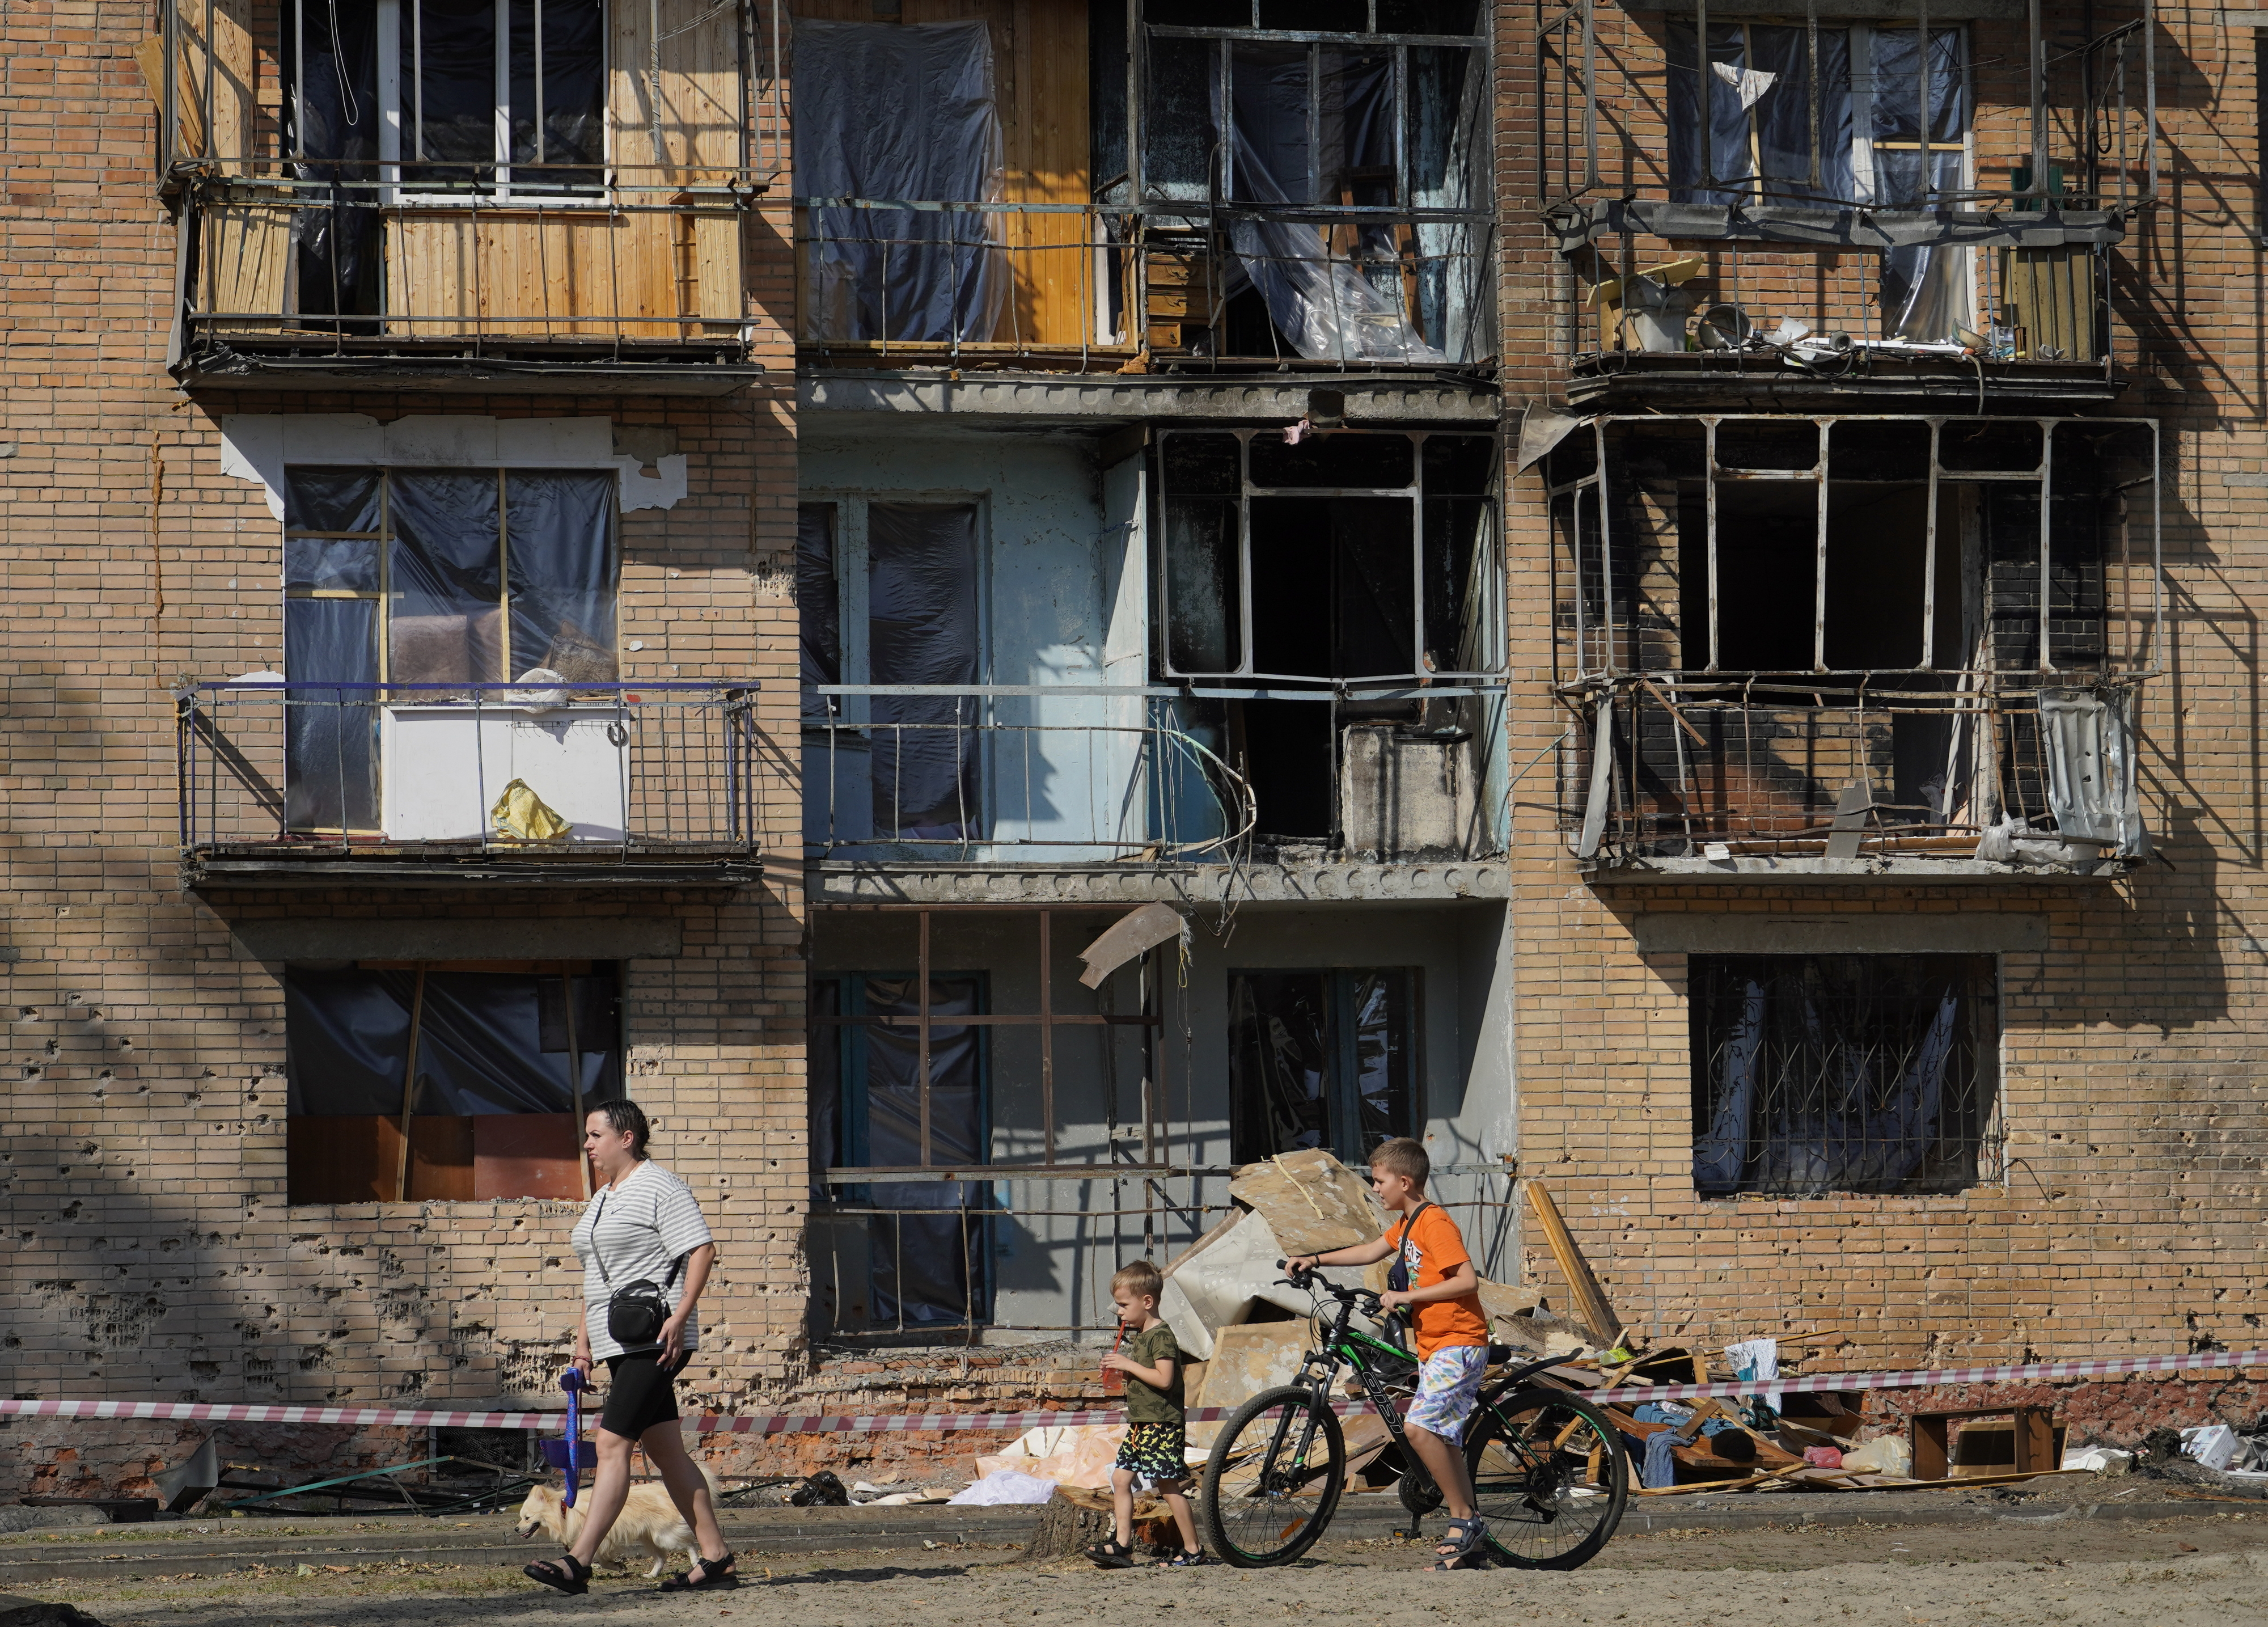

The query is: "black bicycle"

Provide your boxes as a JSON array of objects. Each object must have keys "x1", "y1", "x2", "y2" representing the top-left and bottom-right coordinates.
[{"x1": 1198, "y1": 1265, "x2": 1629, "y2": 1570}]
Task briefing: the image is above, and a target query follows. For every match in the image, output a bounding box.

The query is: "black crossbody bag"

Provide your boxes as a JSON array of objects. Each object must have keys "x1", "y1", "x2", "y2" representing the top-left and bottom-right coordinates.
[
  {"x1": 589, "y1": 1186, "x2": 685, "y2": 1353},
  {"x1": 1385, "y1": 1201, "x2": 1436, "y2": 1296}
]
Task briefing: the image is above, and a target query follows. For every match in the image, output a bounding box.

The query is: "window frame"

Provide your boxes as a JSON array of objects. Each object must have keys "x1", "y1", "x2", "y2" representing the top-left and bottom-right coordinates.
[
  {"x1": 1686, "y1": 950, "x2": 2003, "y2": 1199},
  {"x1": 1152, "y1": 427, "x2": 1502, "y2": 684},
  {"x1": 371, "y1": 0, "x2": 612, "y2": 207},
  {"x1": 1226, "y1": 965, "x2": 1422, "y2": 1165}
]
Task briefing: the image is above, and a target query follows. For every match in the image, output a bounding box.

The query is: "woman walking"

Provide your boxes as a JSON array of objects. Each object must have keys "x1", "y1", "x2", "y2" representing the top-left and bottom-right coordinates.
[{"x1": 524, "y1": 1101, "x2": 736, "y2": 1595}]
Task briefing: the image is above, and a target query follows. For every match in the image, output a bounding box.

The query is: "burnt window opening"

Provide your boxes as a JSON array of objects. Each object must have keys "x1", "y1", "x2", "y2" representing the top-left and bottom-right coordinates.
[
  {"x1": 1664, "y1": 23, "x2": 1972, "y2": 341},
  {"x1": 1690, "y1": 954, "x2": 1997, "y2": 1197},
  {"x1": 809, "y1": 975, "x2": 991, "y2": 1334},
  {"x1": 1228, "y1": 969, "x2": 1417, "y2": 1166},
  {"x1": 285, "y1": 961, "x2": 622, "y2": 1204},
  {"x1": 1132, "y1": 1, "x2": 1491, "y2": 364}
]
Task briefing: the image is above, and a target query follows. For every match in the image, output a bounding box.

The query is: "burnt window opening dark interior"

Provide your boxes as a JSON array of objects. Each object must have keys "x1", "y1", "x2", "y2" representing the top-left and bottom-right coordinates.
[{"x1": 1690, "y1": 953, "x2": 1998, "y2": 1197}]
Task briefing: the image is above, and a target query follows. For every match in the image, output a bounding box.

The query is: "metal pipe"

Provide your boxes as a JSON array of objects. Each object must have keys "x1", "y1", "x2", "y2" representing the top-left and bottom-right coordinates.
[
  {"x1": 395, "y1": 963, "x2": 429, "y2": 1202},
  {"x1": 917, "y1": 910, "x2": 932, "y2": 1168}
]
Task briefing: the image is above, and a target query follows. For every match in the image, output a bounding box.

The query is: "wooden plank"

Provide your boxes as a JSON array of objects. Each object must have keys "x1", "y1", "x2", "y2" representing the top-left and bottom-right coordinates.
[
  {"x1": 201, "y1": 195, "x2": 291, "y2": 333},
  {"x1": 1522, "y1": 1179, "x2": 1625, "y2": 1349},
  {"x1": 407, "y1": 1115, "x2": 477, "y2": 1202},
  {"x1": 472, "y1": 1113, "x2": 585, "y2": 1202},
  {"x1": 287, "y1": 1115, "x2": 398, "y2": 1205}
]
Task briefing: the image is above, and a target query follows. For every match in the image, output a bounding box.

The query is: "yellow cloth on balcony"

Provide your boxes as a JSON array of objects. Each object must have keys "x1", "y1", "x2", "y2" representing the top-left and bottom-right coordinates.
[{"x1": 490, "y1": 779, "x2": 573, "y2": 842}]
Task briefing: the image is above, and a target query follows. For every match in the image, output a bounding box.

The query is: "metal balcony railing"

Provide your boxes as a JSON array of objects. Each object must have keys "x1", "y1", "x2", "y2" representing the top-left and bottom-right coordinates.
[
  {"x1": 178, "y1": 681, "x2": 763, "y2": 879},
  {"x1": 1557, "y1": 672, "x2": 2149, "y2": 868}
]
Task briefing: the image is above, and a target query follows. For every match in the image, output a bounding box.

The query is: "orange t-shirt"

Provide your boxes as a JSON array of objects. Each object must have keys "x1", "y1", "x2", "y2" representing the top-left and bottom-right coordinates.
[{"x1": 1387, "y1": 1203, "x2": 1490, "y2": 1361}]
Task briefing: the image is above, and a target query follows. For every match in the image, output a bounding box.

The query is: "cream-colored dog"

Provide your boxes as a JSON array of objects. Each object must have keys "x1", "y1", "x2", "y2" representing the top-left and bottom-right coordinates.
[{"x1": 515, "y1": 1465, "x2": 723, "y2": 1578}]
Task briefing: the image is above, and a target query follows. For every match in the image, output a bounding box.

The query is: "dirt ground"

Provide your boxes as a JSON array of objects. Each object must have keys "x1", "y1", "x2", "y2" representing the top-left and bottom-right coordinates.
[{"x1": 10, "y1": 1511, "x2": 2268, "y2": 1627}]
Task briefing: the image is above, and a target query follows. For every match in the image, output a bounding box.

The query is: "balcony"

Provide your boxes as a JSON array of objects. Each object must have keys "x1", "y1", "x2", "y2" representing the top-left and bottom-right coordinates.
[
  {"x1": 179, "y1": 681, "x2": 763, "y2": 886},
  {"x1": 1531, "y1": 1, "x2": 2155, "y2": 409},
  {"x1": 1539, "y1": 412, "x2": 2160, "y2": 879},
  {"x1": 789, "y1": 2, "x2": 1493, "y2": 377},
  {"x1": 153, "y1": 0, "x2": 773, "y2": 393}
]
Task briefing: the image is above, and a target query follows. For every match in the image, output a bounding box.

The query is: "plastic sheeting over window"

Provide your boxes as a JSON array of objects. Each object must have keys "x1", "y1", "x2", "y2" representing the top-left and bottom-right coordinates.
[
  {"x1": 868, "y1": 503, "x2": 980, "y2": 840},
  {"x1": 1667, "y1": 24, "x2": 1970, "y2": 340},
  {"x1": 1215, "y1": 47, "x2": 1446, "y2": 364},
  {"x1": 286, "y1": 965, "x2": 623, "y2": 1118},
  {"x1": 1228, "y1": 969, "x2": 1415, "y2": 1164},
  {"x1": 1690, "y1": 954, "x2": 1994, "y2": 1197},
  {"x1": 792, "y1": 20, "x2": 1007, "y2": 344},
  {"x1": 818, "y1": 975, "x2": 988, "y2": 1330}
]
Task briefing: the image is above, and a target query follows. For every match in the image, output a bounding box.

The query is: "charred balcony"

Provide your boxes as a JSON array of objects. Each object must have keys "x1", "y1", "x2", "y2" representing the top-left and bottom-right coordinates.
[
  {"x1": 1533, "y1": 0, "x2": 2153, "y2": 409},
  {"x1": 1540, "y1": 412, "x2": 2160, "y2": 878},
  {"x1": 789, "y1": 0, "x2": 1494, "y2": 378},
  {"x1": 153, "y1": 0, "x2": 773, "y2": 393}
]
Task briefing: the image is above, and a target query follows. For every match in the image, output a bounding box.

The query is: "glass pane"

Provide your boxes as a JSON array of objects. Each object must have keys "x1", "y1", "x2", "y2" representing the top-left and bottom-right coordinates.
[
  {"x1": 285, "y1": 467, "x2": 382, "y2": 534},
  {"x1": 284, "y1": 596, "x2": 379, "y2": 831},
  {"x1": 509, "y1": 0, "x2": 603, "y2": 187},
  {"x1": 869, "y1": 503, "x2": 981, "y2": 839},
  {"x1": 798, "y1": 504, "x2": 842, "y2": 724},
  {"x1": 1228, "y1": 971, "x2": 1331, "y2": 1163},
  {"x1": 404, "y1": 0, "x2": 498, "y2": 187},
  {"x1": 388, "y1": 471, "x2": 504, "y2": 688},
  {"x1": 1163, "y1": 497, "x2": 1241, "y2": 673},
  {"x1": 1351, "y1": 970, "x2": 1414, "y2": 1158},
  {"x1": 505, "y1": 470, "x2": 616, "y2": 683}
]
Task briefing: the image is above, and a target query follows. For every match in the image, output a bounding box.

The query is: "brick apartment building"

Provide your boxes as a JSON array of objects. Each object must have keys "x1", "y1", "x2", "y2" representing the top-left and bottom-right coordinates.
[{"x1": 1, "y1": 0, "x2": 2260, "y2": 1500}]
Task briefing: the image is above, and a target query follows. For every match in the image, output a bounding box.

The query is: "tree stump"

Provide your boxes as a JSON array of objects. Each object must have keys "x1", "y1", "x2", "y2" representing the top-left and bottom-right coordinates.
[{"x1": 1022, "y1": 1486, "x2": 1177, "y2": 1560}]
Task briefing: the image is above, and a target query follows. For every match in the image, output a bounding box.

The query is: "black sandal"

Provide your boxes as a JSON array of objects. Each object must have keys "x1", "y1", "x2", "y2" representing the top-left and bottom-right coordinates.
[
  {"x1": 658, "y1": 1550, "x2": 738, "y2": 1591},
  {"x1": 1085, "y1": 1537, "x2": 1136, "y2": 1570},
  {"x1": 523, "y1": 1553, "x2": 591, "y2": 1595},
  {"x1": 1157, "y1": 1546, "x2": 1212, "y2": 1567}
]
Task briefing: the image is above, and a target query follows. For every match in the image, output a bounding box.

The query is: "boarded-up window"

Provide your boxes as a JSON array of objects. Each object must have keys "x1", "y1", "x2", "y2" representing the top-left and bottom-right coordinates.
[{"x1": 285, "y1": 962, "x2": 621, "y2": 1203}]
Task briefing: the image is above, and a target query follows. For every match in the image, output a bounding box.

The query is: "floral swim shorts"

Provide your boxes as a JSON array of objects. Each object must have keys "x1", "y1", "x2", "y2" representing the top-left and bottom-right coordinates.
[
  {"x1": 1405, "y1": 1345, "x2": 1490, "y2": 1439},
  {"x1": 1114, "y1": 1421, "x2": 1192, "y2": 1487}
]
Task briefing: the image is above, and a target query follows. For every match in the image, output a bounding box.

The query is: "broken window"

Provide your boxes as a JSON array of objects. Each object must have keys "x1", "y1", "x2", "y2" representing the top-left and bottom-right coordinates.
[
  {"x1": 1666, "y1": 23, "x2": 1971, "y2": 339},
  {"x1": 1228, "y1": 969, "x2": 1416, "y2": 1165},
  {"x1": 1136, "y1": 1, "x2": 1491, "y2": 362},
  {"x1": 285, "y1": 961, "x2": 621, "y2": 1204},
  {"x1": 799, "y1": 497, "x2": 983, "y2": 844},
  {"x1": 792, "y1": 19, "x2": 1007, "y2": 344},
  {"x1": 282, "y1": 466, "x2": 617, "y2": 833},
  {"x1": 1690, "y1": 954, "x2": 1996, "y2": 1197},
  {"x1": 811, "y1": 974, "x2": 990, "y2": 1330}
]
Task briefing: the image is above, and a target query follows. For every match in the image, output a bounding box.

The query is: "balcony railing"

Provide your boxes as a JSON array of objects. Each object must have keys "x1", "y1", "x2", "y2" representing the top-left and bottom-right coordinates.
[
  {"x1": 153, "y1": 0, "x2": 778, "y2": 386},
  {"x1": 1531, "y1": 0, "x2": 2155, "y2": 391},
  {"x1": 803, "y1": 684, "x2": 1511, "y2": 864},
  {"x1": 179, "y1": 681, "x2": 762, "y2": 883},
  {"x1": 1558, "y1": 673, "x2": 2149, "y2": 872}
]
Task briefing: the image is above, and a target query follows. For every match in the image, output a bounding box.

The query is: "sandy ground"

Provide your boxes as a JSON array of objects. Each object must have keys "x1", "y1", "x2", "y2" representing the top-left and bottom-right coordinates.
[{"x1": 10, "y1": 1511, "x2": 2268, "y2": 1627}]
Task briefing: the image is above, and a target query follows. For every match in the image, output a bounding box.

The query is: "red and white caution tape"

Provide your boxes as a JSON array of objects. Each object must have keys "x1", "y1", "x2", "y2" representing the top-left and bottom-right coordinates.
[
  {"x1": 3, "y1": 1345, "x2": 2261, "y2": 1438},
  {"x1": 1585, "y1": 1344, "x2": 2268, "y2": 1408}
]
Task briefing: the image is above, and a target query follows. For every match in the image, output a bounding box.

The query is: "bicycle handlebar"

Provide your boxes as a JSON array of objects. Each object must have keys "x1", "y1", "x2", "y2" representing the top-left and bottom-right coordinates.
[{"x1": 1278, "y1": 1258, "x2": 1395, "y2": 1320}]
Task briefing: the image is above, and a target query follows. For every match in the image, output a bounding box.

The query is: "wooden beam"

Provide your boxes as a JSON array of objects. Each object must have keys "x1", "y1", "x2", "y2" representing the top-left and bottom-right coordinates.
[{"x1": 1523, "y1": 1178, "x2": 1624, "y2": 1349}]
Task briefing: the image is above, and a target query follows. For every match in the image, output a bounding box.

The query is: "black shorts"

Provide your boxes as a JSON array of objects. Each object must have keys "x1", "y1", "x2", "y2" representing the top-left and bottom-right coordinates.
[{"x1": 600, "y1": 1351, "x2": 688, "y2": 1438}]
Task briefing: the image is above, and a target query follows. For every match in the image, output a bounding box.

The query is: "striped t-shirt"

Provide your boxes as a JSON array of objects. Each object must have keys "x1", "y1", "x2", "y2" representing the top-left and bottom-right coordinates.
[{"x1": 571, "y1": 1160, "x2": 714, "y2": 1360}]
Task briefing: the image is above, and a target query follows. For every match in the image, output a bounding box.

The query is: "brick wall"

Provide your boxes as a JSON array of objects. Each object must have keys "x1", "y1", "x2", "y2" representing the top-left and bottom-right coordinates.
[
  {"x1": 0, "y1": 1, "x2": 813, "y2": 1495},
  {"x1": 1495, "y1": 0, "x2": 2268, "y2": 1374}
]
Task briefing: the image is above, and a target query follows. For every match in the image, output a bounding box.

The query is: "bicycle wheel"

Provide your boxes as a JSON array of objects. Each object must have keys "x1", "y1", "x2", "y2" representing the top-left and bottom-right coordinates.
[
  {"x1": 1462, "y1": 1384, "x2": 1628, "y2": 1570},
  {"x1": 1200, "y1": 1385, "x2": 1346, "y2": 1567}
]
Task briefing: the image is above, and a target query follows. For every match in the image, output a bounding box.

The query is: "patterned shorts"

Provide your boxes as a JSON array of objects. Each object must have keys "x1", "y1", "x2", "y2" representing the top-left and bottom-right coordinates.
[
  {"x1": 1114, "y1": 1421, "x2": 1191, "y2": 1487},
  {"x1": 1405, "y1": 1346, "x2": 1490, "y2": 1440}
]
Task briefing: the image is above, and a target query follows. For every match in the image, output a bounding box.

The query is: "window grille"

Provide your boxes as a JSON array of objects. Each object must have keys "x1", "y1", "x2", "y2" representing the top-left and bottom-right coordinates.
[{"x1": 1690, "y1": 953, "x2": 1998, "y2": 1197}]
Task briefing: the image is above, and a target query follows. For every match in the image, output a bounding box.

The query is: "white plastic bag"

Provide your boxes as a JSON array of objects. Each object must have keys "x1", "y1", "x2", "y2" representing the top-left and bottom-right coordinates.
[{"x1": 946, "y1": 1469, "x2": 1059, "y2": 1506}]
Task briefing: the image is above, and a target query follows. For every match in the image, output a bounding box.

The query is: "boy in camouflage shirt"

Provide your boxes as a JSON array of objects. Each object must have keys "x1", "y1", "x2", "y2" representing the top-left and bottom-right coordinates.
[{"x1": 1086, "y1": 1260, "x2": 1208, "y2": 1568}]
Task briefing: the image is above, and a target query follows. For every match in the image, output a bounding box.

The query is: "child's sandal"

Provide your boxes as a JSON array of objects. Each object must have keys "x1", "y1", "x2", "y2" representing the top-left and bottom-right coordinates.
[
  {"x1": 1432, "y1": 1516, "x2": 1488, "y2": 1571},
  {"x1": 1157, "y1": 1546, "x2": 1212, "y2": 1567},
  {"x1": 1085, "y1": 1538, "x2": 1137, "y2": 1569}
]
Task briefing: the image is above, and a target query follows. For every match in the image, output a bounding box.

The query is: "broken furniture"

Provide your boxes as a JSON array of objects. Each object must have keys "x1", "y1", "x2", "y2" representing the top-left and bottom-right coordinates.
[{"x1": 1909, "y1": 1405, "x2": 2062, "y2": 1481}]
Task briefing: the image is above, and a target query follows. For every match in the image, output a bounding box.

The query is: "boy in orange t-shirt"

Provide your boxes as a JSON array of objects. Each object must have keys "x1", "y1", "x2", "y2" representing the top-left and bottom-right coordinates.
[{"x1": 1287, "y1": 1136, "x2": 1492, "y2": 1570}]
